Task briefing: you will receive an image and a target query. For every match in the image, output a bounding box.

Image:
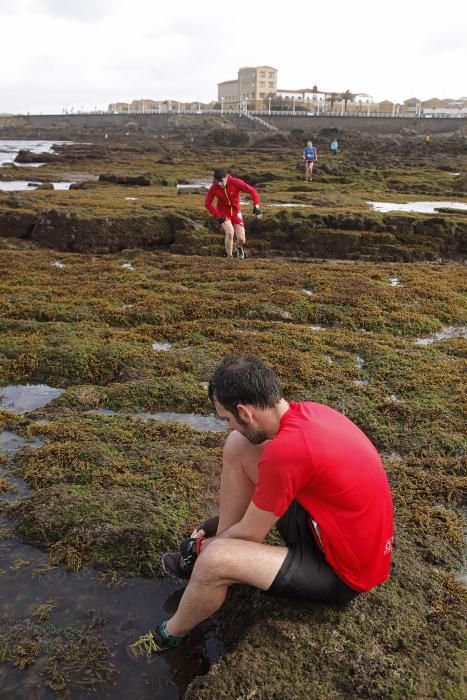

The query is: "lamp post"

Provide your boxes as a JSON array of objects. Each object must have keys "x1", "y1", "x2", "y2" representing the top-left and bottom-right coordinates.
[
  {"x1": 292, "y1": 96, "x2": 296, "y2": 115},
  {"x1": 245, "y1": 98, "x2": 248, "y2": 115},
  {"x1": 268, "y1": 96, "x2": 271, "y2": 115},
  {"x1": 221, "y1": 96, "x2": 224, "y2": 114}
]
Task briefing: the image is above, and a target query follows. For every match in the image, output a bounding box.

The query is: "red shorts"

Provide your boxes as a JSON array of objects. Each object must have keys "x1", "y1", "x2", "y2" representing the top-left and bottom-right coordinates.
[{"x1": 223, "y1": 212, "x2": 244, "y2": 227}]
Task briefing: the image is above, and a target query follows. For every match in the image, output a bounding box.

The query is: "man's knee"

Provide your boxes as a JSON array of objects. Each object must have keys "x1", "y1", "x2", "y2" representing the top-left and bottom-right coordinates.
[
  {"x1": 193, "y1": 540, "x2": 229, "y2": 583},
  {"x1": 223, "y1": 430, "x2": 248, "y2": 462}
]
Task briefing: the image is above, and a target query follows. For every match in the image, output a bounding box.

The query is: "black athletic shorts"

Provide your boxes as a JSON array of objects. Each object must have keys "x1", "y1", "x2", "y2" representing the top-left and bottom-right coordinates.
[{"x1": 267, "y1": 500, "x2": 360, "y2": 605}]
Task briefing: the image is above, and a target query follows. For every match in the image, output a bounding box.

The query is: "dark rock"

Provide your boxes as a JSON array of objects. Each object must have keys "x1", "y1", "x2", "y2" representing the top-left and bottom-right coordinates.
[
  {"x1": 98, "y1": 174, "x2": 151, "y2": 186},
  {"x1": 35, "y1": 183, "x2": 54, "y2": 190},
  {"x1": 15, "y1": 149, "x2": 58, "y2": 163}
]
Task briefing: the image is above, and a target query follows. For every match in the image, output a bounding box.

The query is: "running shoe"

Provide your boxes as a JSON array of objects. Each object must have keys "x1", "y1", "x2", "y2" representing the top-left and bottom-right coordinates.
[
  {"x1": 161, "y1": 551, "x2": 193, "y2": 581},
  {"x1": 236, "y1": 247, "x2": 245, "y2": 259},
  {"x1": 129, "y1": 622, "x2": 185, "y2": 658}
]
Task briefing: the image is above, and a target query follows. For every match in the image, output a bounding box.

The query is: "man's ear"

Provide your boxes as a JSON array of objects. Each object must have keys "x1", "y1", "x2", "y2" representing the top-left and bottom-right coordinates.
[{"x1": 237, "y1": 404, "x2": 254, "y2": 423}]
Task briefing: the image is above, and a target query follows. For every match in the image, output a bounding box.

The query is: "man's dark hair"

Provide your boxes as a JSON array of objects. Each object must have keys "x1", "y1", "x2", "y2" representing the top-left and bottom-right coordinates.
[
  {"x1": 208, "y1": 355, "x2": 282, "y2": 417},
  {"x1": 213, "y1": 167, "x2": 227, "y2": 180}
]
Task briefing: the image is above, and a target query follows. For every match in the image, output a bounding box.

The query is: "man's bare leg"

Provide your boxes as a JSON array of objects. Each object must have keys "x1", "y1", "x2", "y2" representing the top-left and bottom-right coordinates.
[
  {"x1": 165, "y1": 538, "x2": 288, "y2": 636},
  {"x1": 222, "y1": 220, "x2": 235, "y2": 257},
  {"x1": 234, "y1": 223, "x2": 246, "y2": 257},
  {"x1": 216, "y1": 431, "x2": 267, "y2": 533}
]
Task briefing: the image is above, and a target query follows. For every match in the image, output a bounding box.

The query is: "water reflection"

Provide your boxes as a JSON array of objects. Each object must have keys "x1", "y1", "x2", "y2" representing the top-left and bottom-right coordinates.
[
  {"x1": 0, "y1": 385, "x2": 64, "y2": 414},
  {"x1": 369, "y1": 200, "x2": 467, "y2": 214},
  {"x1": 89, "y1": 409, "x2": 227, "y2": 432}
]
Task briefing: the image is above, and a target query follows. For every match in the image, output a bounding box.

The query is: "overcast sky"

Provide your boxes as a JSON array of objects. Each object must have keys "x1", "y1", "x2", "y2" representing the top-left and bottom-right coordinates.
[{"x1": 1, "y1": 0, "x2": 466, "y2": 114}]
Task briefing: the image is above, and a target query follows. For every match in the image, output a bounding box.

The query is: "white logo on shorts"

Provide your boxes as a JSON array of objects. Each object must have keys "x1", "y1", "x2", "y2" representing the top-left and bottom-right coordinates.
[{"x1": 384, "y1": 537, "x2": 393, "y2": 555}]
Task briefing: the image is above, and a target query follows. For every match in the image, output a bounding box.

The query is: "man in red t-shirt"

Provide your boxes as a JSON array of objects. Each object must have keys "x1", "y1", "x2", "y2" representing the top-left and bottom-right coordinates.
[
  {"x1": 205, "y1": 168, "x2": 262, "y2": 259},
  {"x1": 130, "y1": 355, "x2": 394, "y2": 656}
]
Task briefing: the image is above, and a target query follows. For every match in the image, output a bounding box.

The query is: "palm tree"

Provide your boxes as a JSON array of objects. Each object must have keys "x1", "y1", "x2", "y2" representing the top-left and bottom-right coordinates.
[{"x1": 340, "y1": 90, "x2": 356, "y2": 111}]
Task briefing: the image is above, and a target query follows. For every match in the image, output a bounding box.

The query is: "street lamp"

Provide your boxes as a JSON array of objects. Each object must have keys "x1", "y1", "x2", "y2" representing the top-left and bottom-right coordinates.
[
  {"x1": 221, "y1": 96, "x2": 224, "y2": 114},
  {"x1": 245, "y1": 98, "x2": 248, "y2": 115},
  {"x1": 292, "y1": 96, "x2": 296, "y2": 115},
  {"x1": 268, "y1": 96, "x2": 271, "y2": 115}
]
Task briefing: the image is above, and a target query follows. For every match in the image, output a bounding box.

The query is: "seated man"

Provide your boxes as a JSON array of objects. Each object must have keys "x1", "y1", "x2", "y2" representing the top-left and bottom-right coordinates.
[{"x1": 131, "y1": 355, "x2": 394, "y2": 656}]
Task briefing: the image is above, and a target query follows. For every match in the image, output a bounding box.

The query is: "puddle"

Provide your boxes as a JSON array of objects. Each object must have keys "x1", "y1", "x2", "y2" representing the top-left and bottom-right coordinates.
[
  {"x1": 356, "y1": 356, "x2": 365, "y2": 369},
  {"x1": 368, "y1": 200, "x2": 467, "y2": 214},
  {"x1": 89, "y1": 409, "x2": 227, "y2": 432},
  {"x1": 415, "y1": 325, "x2": 467, "y2": 346},
  {"x1": 152, "y1": 342, "x2": 172, "y2": 351},
  {"x1": 271, "y1": 203, "x2": 314, "y2": 208},
  {"x1": 386, "y1": 395, "x2": 403, "y2": 403},
  {"x1": 0, "y1": 430, "x2": 43, "y2": 455},
  {"x1": 309, "y1": 325, "x2": 325, "y2": 332},
  {"x1": 389, "y1": 277, "x2": 402, "y2": 287},
  {"x1": 0, "y1": 385, "x2": 64, "y2": 414},
  {"x1": 51, "y1": 261, "x2": 65, "y2": 268},
  {"x1": 176, "y1": 180, "x2": 211, "y2": 191},
  {"x1": 301, "y1": 289, "x2": 314, "y2": 296},
  {"x1": 0, "y1": 430, "x2": 222, "y2": 697},
  {"x1": 0, "y1": 181, "x2": 73, "y2": 191},
  {"x1": 121, "y1": 263, "x2": 134, "y2": 270},
  {"x1": 125, "y1": 197, "x2": 138, "y2": 201}
]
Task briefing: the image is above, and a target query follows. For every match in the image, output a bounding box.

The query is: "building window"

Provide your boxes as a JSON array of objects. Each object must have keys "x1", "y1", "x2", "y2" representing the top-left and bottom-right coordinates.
[
  {"x1": 260, "y1": 71, "x2": 265, "y2": 77},
  {"x1": 268, "y1": 82, "x2": 275, "y2": 88},
  {"x1": 268, "y1": 72, "x2": 275, "y2": 78},
  {"x1": 259, "y1": 92, "x2": 265, "y2": 98},
  {"x1": 260, "y1": 81, "x2": 265, "y2": 87}
]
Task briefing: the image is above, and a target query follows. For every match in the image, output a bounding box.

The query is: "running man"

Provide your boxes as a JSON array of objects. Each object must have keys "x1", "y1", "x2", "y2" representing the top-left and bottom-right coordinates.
[
  {"x1": 205, "y1": 168, "x2": 262, "y2": 259},
  {"x1": 130, "y1": 355, "x2": 394, "y2": 656},
  {"x1": 303, "y1": 140, "x2": 318, "y2": 181}
]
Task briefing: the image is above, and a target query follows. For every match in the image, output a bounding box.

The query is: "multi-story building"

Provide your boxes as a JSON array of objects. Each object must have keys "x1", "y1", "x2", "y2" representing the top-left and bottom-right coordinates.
[{"x1": 218, "y1": 66, "x2": 278, "y2": 110}]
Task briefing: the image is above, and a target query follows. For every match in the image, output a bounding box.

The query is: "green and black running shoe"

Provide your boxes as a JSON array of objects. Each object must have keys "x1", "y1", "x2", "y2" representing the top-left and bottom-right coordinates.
[{"x1": 129, "y1": 622, "x2": 186, "y2": 658}]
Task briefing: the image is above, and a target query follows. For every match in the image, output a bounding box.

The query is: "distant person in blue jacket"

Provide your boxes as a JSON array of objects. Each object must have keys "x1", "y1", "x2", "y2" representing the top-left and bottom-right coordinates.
[
  {"x1": 330, "y1": 138, "x2": 339, "y2": 156},
  {"x1": 303, "y1": 141, "x2": 318, "y2": 181}
]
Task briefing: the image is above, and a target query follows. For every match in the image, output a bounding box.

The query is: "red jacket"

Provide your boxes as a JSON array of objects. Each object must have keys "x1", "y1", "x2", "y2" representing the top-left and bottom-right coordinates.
[{"x1": 205, "y1": 174, "x2": 261, "y2": 219}]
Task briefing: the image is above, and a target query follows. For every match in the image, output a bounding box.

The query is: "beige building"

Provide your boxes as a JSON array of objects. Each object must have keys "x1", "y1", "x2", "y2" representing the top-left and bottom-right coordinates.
[{"x1": 218, "y1": 66, "x2": 278, "y2": 110}]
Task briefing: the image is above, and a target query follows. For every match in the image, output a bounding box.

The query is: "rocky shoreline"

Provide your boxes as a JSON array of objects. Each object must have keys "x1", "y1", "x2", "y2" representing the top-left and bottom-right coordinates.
[{"x1": 0, "y1": 123, "x2": 465, "y2": 699}]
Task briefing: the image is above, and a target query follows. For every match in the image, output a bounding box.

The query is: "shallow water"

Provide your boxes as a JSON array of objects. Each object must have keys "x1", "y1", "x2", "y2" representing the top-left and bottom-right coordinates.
[
  {"x1": 0, "y1": 427, "x2": 222, "y2": 698},
  {"x1": 176, "y1": 180, "x2": 211, "y2": 190},
  {"x1": 90, "y1": 408, "x2": 227, "y2": 432},
  {"x1": 415, "y1": 325, "x2": 467, "y2": 345},
  {"x1": 0, "y1": 181, "x2": 72, "y2": 191},
  {"x1": 0, "y1": 385, "x2": 64, "y2": 414},
  {"x1": 152, "y1": 342, "x2": 172, "y2": 351},
  {"x1": 0, "y1": 140, "x2": 71, "y2": 167},
  {"x1": 368, "y1": 200, "x2": 467, "y2": 214}
]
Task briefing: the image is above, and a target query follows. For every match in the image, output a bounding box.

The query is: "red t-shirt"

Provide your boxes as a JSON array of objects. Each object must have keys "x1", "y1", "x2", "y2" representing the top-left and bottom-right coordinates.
[{"x1": 253, "y1": 402, "x2": 394, "y2": 592}]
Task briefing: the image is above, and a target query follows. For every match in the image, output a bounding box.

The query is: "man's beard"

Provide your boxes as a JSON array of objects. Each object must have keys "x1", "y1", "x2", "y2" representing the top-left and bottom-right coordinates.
[{"x1": 236, "y1": 417, "x2": 269, "y2": 445}]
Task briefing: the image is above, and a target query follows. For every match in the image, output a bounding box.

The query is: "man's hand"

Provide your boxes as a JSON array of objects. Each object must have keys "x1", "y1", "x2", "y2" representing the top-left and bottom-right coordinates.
[
  {"x1": 253, "y1": 205, "x2": 262, "y2": 219},
  {"x1": 218, "y1": 216, "x2": 226, "y2": 225}
]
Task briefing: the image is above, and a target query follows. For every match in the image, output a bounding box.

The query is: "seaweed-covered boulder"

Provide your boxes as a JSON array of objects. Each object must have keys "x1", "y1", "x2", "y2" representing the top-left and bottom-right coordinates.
[{"x1": 98, "y1": 174, "x2": 151, "y2": 186}]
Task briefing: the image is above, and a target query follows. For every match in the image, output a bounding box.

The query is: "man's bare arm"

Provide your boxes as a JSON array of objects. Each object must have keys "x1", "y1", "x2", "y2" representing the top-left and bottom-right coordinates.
[{"x1": 214, "y1": 502, "x2": 278, "y2": 544}]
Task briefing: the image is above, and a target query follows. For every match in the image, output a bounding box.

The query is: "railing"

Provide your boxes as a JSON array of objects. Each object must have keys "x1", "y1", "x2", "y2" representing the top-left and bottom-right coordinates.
[
  {"x1": 31, "y1": 109, "x2": 467, "y2": 119},
  {"x1": 242, "y1": 112, "x2": 279, "y2": 131}
]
